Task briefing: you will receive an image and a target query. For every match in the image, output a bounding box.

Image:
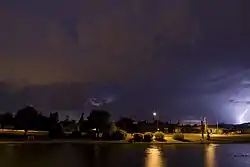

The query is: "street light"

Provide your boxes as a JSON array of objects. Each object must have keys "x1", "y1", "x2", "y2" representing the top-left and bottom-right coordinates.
[{"x1": 153, "y1": 112, "x2": 158, "y2": 131}]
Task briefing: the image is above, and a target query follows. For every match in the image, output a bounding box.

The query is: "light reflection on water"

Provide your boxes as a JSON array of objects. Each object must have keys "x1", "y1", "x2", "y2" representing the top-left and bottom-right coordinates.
[
  {"x1": 205, "y1": 144, "x2": 217, "y2": 167},
  {"x1": 145, "y1": 145, "x2": 165, "y2": 167},
  {"x1": 0, "y1": 143, "x2": 249, "y2": 167}
]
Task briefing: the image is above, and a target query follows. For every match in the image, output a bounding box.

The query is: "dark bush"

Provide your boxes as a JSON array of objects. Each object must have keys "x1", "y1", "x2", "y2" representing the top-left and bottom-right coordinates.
[
  {"x1": 49, "y1": 127, "x2": 64, "y2": 138},
  {"x1": 154, "y1": 131, "x2": 165, "y2": 141},
  {"x1": 144, "y1": 132, "x2": 153, "y2": 142},
  {"x1": 133, "y1": 133, "x2": 144, "y2": 142},
  {"x1": 84, "y1": 131, "x2": 98, "y2": 140},
  {"x1": 110, "y1": 129, "x2": 127, "y2": 140},
  {"x1": 172, "y1": 133, "x2": 184, "y2": 141},
  {"x1": 49, "y1": 131, "x2": 64, "y2": 138},
  {"x1": 48, "y1": 123, "x2": 64, "y2": 138},
  {"x1": 71, "y1": 131, "x2": 82, "y2": 138},
  {"x1": 0, "y1": 133, "x2": 25, "y2": 140}
]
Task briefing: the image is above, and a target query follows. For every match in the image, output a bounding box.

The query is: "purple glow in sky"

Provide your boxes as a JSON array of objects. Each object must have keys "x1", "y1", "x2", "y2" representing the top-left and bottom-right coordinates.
[{"x1": 0, "y1": 0, "x2": 250, "y2": 123}]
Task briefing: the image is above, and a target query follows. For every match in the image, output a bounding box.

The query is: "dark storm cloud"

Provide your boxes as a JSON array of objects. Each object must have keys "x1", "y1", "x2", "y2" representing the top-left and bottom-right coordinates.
[
  {"x1": 0, "y1": 0, "x2": 200, "y2": 83},
  {"x1": 0, "y1": 0, "x2": 250, "y2": 122}
]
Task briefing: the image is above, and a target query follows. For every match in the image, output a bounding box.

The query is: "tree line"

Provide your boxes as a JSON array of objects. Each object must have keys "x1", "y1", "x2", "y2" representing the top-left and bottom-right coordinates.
[
  {"x1": 0, "y1": 105, "x2": 203, "y2": 141},
  {"x1": 0, "y1": 105, "x2": 122, "y2": 139}
]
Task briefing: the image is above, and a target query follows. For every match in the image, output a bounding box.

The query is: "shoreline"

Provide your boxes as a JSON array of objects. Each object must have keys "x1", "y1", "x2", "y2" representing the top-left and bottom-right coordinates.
[
  {"x1": 1, "y1": 133, "x2": 250, "y2": 145},
  {"x1": 0, "y1": 139, "x2": 250, "y2": 145}
]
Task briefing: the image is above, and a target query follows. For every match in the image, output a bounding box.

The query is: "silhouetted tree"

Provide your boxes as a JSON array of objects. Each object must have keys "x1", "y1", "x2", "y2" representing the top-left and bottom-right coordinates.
[
  {"x1": 78, "y1": 113, "x2": 88, "y2": 132},
  {"x1": 0, "y1": 113, "x2": 14, "y2": 129},
  {"x1": 137, "y1": 121, "x2": 150, "y2": 133},
  {"x1": 61, "y1": 116, "x2": 77, "y2": 132},
  {"x1": 36, "y1": 113, "x2": 49, "y2": 130},
  {"x1": 49, "y1": 112, "x2": 59, "y2": 123},
  {"x1": 48, "y1": 112, "x2": 63, "y2": 138},
  {"x1": 116, "y1": 117, "x2": 134, "y2": 133},
  {"x1": 167, "y1": 124, "x2": 175, "y2": 133},
  {"x1": 14, "y1": 105, "x2": 39, "y2": 136},
  {"x1": 79, "y1": 113, "x2": 84, "y2": 122},
  {"x1": 87, "y1": 110, "x2": 111, "y2": 136}
]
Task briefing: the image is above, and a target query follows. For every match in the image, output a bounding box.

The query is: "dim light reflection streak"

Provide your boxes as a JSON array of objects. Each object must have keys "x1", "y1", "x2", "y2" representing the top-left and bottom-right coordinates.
[
  {"x1": 145, "y1": 145, "x2": 165, "y2": 167},
  {"x1": 205, "y1": 144, "x2": 217, "y2": 167}
]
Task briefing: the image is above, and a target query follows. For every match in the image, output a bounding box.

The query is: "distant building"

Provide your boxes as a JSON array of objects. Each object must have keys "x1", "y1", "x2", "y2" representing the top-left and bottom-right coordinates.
[
  {"x1": 2, "y1": 125, "x2": 14, "y2": 129},
  {"x1": 181, "y1": 119, "x2": 201, "y2": 125}
]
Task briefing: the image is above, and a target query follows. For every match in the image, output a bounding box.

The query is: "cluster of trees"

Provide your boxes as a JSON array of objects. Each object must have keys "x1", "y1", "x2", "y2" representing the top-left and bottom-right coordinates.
[
  {"x1": 0, "y1": 106, "x2": 60, "y2": 136},
  {"x1": 0, "y1": 105, "x2": 125, "y2": 139},
  {"x1": 0, "y1": 105, "x2": 200, "y2": 141}
]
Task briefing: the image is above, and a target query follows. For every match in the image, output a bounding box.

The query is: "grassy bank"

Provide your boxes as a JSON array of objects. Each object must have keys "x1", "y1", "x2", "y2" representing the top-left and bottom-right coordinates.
[
  {"x1": 1, "y1": 138, "x2": 250, "y2": 145},
  {"x1": 0, "y1": 139, "x2": 250, "y2": 144},
  {"x1": 1, "y1": 132, "x2": 250, "y2": 144},
  {"x1": 165, "y1": 133, "x2": 250, "y2": 144}
]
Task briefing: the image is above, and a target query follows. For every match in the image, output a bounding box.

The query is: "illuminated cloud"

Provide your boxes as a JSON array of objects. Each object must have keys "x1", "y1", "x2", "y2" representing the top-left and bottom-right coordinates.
[
  {"x1": 0, "y1": 0, "x2": 249, "y2": 122},
  {"x1": 0, "y1": 0, "x2": 199, "y2": 84}
]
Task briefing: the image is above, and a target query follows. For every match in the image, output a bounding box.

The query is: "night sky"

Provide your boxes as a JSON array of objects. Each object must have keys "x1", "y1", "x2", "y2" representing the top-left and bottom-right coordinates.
[{"x1": 0, "y1": 0, "x2": 250, "y2": 123}]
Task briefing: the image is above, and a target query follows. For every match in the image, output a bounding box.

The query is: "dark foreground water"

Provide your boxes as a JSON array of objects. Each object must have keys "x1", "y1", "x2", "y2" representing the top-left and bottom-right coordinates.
[{"x1": 0, "y1": 143, "x2": 250, "y2": 167}]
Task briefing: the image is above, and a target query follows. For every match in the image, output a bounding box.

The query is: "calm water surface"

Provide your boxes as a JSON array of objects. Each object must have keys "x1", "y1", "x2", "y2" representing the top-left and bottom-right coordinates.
[{"x1": 0, "y1": 143, "x2": 250, "y2": 167}]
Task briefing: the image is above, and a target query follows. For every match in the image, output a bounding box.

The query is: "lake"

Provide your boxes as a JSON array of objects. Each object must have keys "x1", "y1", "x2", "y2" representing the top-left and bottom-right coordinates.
[{"x1": 0, "y1": 143, "x2": 250, "y2": 167}]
